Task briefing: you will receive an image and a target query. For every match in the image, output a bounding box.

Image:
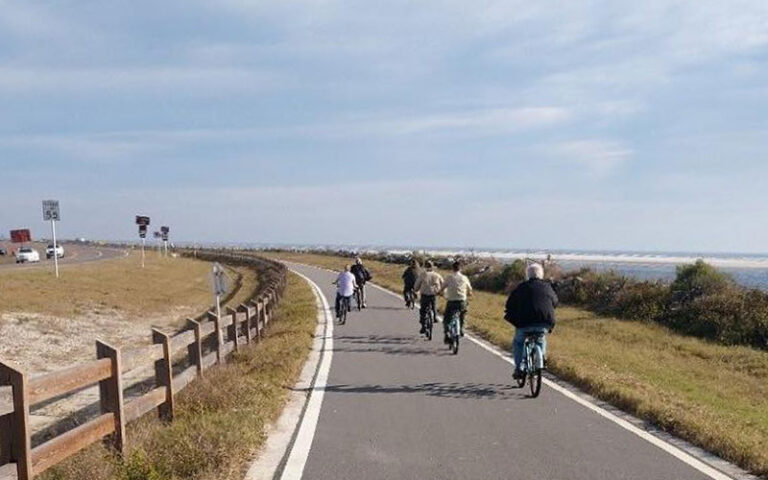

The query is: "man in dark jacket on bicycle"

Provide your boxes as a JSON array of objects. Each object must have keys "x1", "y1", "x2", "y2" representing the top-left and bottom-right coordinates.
[
  {"x1": 504, "y1": 263, "x2": 558, "y2": 380},
  {"x1": 350, "y1": 257, "x2": 372, "y2": 308},
  {"x1": 402, "y1": 259, "x2": 421, "y2": 307}
]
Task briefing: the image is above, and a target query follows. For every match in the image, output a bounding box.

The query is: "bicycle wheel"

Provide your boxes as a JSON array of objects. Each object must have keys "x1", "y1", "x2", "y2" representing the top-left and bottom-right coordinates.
[
  {"x1": 529, "y1": 349, "x2": 542, "y2": 397},
  {"x1": 425, "y1": 312, "x2": 433, "y2": 341},
  {"x1": 451, "y1": 333, "x2": 459, "y2": 355}
]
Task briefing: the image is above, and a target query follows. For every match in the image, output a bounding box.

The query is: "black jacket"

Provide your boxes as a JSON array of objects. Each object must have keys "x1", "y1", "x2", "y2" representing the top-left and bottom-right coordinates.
[
  {"x1": 402, "y1": 266, "x2": 420, "y2": 289},
  {"x1": 351, "y1": 264, "x2": 371, "y2": 285},
  {"x1": 504, "y1": 279, "x2": 558, "y2": 329}
]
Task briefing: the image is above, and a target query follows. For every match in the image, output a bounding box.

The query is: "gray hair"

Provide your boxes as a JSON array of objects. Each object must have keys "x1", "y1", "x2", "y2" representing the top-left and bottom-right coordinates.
[{"x1": 526, "y1": 263, "x2": 544, "y2": 280}]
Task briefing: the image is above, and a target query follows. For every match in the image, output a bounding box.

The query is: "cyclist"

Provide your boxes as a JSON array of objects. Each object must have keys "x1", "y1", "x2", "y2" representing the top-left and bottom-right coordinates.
[
  {"x1": 413, "y1": 260, "x2": 443, "y2": 334},
  {"x1": 350, "y1": 257, "x2": 372, "y2": 308},
  {"x1": 441, "y1": 260, "x2": 473, "y2": 343},
  {"x1": 401, "y1": 259, "x2": 421, "y2": 307},
  {"x1": 504, "y1": 263, "x2": 558, "y2": 380},
  {"x1": 333, "y1": 265, "x2": 358, "y2": 320}
]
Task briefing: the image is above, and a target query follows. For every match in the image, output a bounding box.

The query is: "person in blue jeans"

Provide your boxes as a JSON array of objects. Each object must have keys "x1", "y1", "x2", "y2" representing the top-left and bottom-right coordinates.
[{"x1": 504, "y1": 263, "x2": 558, "y2": 380}]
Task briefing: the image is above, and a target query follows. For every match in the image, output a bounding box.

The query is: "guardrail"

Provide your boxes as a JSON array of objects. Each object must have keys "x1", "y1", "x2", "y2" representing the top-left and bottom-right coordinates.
[{"x1": 0, "y1": 252, "x2": 287, "y2": 480}]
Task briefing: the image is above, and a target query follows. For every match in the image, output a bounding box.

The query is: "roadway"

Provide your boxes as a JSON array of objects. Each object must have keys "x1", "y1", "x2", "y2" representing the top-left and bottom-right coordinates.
[
  {"x1": 281, "y1": 262, "x2": 734, "y2": 480},
  {"x1": 0, "y1": 242, "x2": 126, "y2": 273}
]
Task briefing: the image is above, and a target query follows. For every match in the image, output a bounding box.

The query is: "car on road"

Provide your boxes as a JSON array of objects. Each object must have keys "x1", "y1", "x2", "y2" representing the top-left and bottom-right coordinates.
[
  {"x1": 0, "y1": 247, "x2": 6, "y2": 256},
  {"x1": 46, "y1": 244, "x2": 65, "y2": 259},
  {"x1": 16, "y1": 247, "x2": 40, "y2": 263}
]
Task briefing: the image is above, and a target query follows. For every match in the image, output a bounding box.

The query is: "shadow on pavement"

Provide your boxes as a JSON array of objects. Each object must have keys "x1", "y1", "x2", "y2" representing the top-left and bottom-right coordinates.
[{"x1": 319, "y1": 382, "x2": 528, "y2": 400}]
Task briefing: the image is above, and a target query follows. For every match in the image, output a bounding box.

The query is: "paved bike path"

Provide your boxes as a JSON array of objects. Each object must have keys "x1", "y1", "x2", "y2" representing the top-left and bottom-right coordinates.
[{"x1": 290, "y1": 263, "x2": 716, "y2": 480}]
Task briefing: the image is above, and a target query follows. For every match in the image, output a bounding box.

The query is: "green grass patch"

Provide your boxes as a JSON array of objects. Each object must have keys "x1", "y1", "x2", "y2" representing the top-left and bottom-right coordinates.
[
  {"x1": 265, "y1": 251, "x2": 768, "y2": 478},
  {"x1": 40, "y1": 270, "x2": 317, "y2": 480}
]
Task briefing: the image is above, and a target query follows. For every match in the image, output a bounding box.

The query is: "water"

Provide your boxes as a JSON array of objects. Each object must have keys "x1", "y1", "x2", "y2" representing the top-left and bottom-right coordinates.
[{"x1": 413, "y1": 248, "x2": 768, "y2": 290}]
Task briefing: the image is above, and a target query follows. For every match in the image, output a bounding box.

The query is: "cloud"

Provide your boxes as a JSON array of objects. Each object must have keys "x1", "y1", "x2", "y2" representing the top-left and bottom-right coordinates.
[
  {"x1": 549, "y1": 140, "x2": 633, "y2": 176},
  {"x1": 0, "y1": 66, "x2": 284, "y2": 94},
  {"x1": 381, "y1": 107, "x2": 571, "y2": 135}
]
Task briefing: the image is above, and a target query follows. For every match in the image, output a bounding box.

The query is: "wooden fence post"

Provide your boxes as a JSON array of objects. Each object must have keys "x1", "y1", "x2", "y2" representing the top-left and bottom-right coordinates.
[
  {"x1": 239, "y1": 304, "x2": 252, "y2": 344},
  {"x1": 0, "y1": 361, "x2": 32, "y2": 480},
  {"x1": 186, "y1": 319, "x2": 203, "y2": 377},
  {"x1": 225, "y1": 306, "x2": 239, "y2": 353},
  {"x1": 208, "y1": 311, "x2": 223, "y2": 364},
  {"x1": 152, "y1": 329, "x2": 174, "y2": 421},
  {"x1": 95, "y1": 341, "x2": 125, "y2": 454},
  {"x1": 250, "y1": 300, "x2": 262, "y2": 342},
  {"x1": 262, "y1": 296, "x2": 270, "y2": 330}
]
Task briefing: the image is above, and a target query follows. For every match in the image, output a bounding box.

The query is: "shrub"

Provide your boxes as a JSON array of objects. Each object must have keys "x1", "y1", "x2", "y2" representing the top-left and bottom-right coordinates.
[
  {"x1": 470, "y1": 260, "x2": 527, "y2": 293},
  {"x1": 613, "y1": 281, "x2": 669, "y2": 323},
  {"x1": 670, "y1": 259, "x2": 732, "y2": 305}
]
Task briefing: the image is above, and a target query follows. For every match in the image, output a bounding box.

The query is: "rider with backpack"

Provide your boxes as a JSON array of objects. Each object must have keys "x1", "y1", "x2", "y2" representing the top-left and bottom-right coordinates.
[{"x1": 350, "y1": 257, "x2": 372, "y2": 308}]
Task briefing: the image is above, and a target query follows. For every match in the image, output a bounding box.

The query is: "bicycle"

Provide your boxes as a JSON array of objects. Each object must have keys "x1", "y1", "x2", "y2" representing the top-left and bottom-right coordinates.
[
  {"x1": 404, "y1": 289, "x2": 416, "y2": 309},
  {"x1": 420, "y1": 295, "x2": 436, "y2": 341},
  {"x1": 445, "y1": 309, "x2": 460, "y2": 355},
  {"x1": 338, "y1": 295, "x2": 351, "y2": 325},
  {"x1": 515, "y1": 332, "x2": 545, "y2": 397}
]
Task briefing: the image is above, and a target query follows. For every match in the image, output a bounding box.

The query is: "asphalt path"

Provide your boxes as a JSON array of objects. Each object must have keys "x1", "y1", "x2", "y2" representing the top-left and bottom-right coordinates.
[
  {"x1": 0, "y1": 243, "x2": 126, "y2": 273},
  {"x1": 287, "y1": 263, "x2": 724, "y2": 480}
]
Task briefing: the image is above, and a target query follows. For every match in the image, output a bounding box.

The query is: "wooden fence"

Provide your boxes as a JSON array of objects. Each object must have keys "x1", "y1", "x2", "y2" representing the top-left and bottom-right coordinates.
[{"x1": 0, "y1": 252, "x2": 287, "y2": 480}]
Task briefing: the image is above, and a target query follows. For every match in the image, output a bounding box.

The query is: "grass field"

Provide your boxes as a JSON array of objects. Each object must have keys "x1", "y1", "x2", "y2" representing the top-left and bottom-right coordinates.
[
  {"x1": 0, "y1": 251, "x2": 255, "y2": 373},
  {"x1": 39, "y1": 270, "x2": 318, "y2": 480},
  {"x1": 265, "y1": 251, "x2": 768, "y2": 478},
  {"x1": 0, "y1": 251, "x2": 214, "y2": 318}
]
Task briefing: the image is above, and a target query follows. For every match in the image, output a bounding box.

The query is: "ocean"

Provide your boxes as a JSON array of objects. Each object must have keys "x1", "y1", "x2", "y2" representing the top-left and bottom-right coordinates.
[{"x1": 388, "y1": 248, "x2": 768, "y2": 290}]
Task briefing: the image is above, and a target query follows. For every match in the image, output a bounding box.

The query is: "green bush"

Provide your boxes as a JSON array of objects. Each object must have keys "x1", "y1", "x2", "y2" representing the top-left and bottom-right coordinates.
[
  {"x1": 670, "y1": 259, "x2": 732, "y2": 305},
  {"x1": 613, "y1": 281, "x2": 669, "y2": 323},
  {"x1": 471, "y1": 260, "x2": 527, "y2": 293},
  {"x1": 555, "y1": 260, "x2": 767, "y2": 350}
]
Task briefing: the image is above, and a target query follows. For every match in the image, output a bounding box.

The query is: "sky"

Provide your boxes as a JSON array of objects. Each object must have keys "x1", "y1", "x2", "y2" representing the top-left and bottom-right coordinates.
[{"x1": 0, "y1": 1, "x2": 767, "y2": 253}]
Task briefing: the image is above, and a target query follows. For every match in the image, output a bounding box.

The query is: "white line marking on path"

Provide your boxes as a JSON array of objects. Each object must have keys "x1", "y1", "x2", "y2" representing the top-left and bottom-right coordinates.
[
  {"x1": 279, "y1": 269, "x2": 334, "y2": 480},
  {"x1": 363, "y1": 281, "x2": 738, "y2": 480}
]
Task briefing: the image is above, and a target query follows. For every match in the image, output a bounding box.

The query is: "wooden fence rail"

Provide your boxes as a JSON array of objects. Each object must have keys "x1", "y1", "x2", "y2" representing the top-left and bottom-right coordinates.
[{"x1": 0, "y1": 252, "x2": 287, "y2": 480}]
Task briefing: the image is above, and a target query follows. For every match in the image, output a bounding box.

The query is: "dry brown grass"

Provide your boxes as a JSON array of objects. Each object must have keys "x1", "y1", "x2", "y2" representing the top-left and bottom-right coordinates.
[
  {"x1": 40, "y1": 270, "x2": 317, "y2": 480},
  {"x1": 265, "y1": 251, "x2": 768, "y2": 478},
  {"x1": 0, "y1": 251, "x2": 213, "y2": 319},
  {"x1": 0, "y1": 252, "x2": 257, "y2": 374}
]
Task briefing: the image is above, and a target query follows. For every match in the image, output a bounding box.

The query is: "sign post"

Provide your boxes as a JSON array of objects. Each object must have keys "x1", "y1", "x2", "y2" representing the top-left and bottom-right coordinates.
[
  {"x1": 211, "y1": 263, "x2": 228, "y2": 329},
  {"x1": 42, "y1": 200, "x2": 61, "y2": 278},
  {"x1": 135, "y1": 216, "x2": 150, "y2": 268},
  {"x1": 161, "y1": 226, "x2": 170, "y2": 258}
]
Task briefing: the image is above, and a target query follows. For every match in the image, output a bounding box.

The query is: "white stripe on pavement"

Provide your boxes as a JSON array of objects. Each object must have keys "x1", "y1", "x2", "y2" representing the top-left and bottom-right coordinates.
[{"x1": 279, "y1": 270, "x2": 334, "y2": 480}]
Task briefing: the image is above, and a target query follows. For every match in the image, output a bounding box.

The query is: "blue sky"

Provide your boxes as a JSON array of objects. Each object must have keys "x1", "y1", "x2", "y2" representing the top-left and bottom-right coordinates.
[{"x1": 1, "y1": 1, "x2": 767, "y2": 253}]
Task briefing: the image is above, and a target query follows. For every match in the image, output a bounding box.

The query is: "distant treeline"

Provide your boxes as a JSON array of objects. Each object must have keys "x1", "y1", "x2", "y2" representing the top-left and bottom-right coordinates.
[{"x1": 279, "y1": 248, "x2": 768, "y2": 350}]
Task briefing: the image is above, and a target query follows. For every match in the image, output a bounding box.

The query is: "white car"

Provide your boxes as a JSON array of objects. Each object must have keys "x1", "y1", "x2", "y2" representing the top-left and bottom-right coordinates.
[
  {"x1": 16, "y1": 247, "x2": 40, "y2": 263},
  {"x1": 46, "y1": 244, "x2": 65, "y2": 259}
]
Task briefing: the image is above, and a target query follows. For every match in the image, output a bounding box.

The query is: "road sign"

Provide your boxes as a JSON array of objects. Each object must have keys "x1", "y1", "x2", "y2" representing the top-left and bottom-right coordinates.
[
  {"x1": 10, "y1": 229, "x2": 31, "y2": 243},
  {"x1": 135, "y1": 215, "x2": 150, "y2": 226},
  {"x1": 160, "y1": 226, "x2": 169, "y2": 234},
  {"x1": 42, "y1": 200, "x2": 60, "y2": 221},
  {"x1": 153, "y1": 231, "x2": 161, "y2": 239},
  {"x1": 139, "y1": 225, "x2": 147, "y2": 238},
  {"x1": 211, "y1": 263, "x2": 228, "y2": 296}
]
